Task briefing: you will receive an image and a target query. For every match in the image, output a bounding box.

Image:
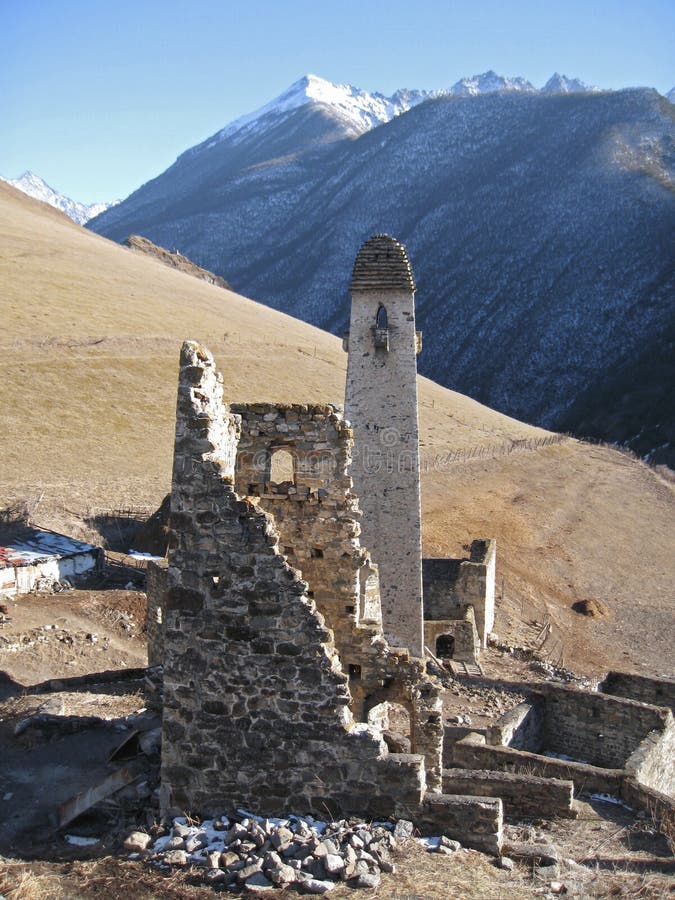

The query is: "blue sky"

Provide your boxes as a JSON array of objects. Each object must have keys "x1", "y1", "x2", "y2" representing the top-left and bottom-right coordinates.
[{"x1": 1, "y1": 0, "x2": 673, "y2": 203}]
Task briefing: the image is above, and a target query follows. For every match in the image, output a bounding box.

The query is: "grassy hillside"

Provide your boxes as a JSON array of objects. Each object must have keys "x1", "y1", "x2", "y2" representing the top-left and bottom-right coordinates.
[{"x1": 1, "y1": 180, "x2": 673, "y2": 677}]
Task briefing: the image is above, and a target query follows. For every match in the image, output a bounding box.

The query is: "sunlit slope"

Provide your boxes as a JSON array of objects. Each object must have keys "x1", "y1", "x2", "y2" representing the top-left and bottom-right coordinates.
[
  {"x1": 1, "y1": 181, "x2": 673, "y2": 678},
  {"x1": 0, "y1": 180, "x2": 542, "y2": 502}
]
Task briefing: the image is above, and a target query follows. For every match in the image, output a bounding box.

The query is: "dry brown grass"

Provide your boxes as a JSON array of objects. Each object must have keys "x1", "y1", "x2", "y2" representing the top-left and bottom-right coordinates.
[{"x1": 1, "y1": 181, "x2": 674, "y2": 678}]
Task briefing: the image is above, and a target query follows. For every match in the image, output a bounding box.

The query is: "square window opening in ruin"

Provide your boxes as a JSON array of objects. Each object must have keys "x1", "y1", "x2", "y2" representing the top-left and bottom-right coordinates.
[
  {"x1": 311, "y1": 547, "x2": 324, "y2": 558},
  {"x1": 345, "y1": 605, "x2": 355, "y2": 615},
  {"x1": 348, "y1": 664, "x2": 362, "y2": 680}
]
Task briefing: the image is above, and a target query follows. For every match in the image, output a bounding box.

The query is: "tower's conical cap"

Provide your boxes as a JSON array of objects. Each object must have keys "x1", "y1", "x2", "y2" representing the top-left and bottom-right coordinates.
[{"x1": 350, "y1": 234, "x2": 416, "y2": 292}]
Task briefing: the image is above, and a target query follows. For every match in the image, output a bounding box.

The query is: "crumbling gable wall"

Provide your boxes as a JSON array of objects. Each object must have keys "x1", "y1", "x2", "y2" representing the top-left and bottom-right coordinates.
[{"x1": 161, "y1": 342, "x2": 444, "y2": 819}]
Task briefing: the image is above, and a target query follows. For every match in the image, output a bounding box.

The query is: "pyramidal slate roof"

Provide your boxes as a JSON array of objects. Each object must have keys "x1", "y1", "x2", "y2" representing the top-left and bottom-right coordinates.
[{"x1": 350, "y1": 234, "x2": 416, "y2": 292}]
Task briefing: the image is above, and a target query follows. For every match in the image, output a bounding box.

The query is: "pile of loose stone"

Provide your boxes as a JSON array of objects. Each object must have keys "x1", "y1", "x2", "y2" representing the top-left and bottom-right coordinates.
[{"x1": 124, "y1": 812, "x2": 461, "y2": 893}]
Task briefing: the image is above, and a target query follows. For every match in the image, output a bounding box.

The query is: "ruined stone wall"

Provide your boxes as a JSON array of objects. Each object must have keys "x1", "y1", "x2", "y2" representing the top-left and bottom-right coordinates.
[
  {"x1": 146, "y1": 559, "x2": 168, "y2": 667},
  {"x1": 424, "y1": 606, "x2": 480, "y2": 663},
  {"x1": 452, "y1": 732, "x2": 623, "y2": 795},
  {"x1": 599, "y1": 672, "x2": 675, "y2": 714},
  {"x1": 422, "y1": 539, "x2": 496, "y2": 647},
  {"x1": 487, "y1": 698, "x2": 545, "y2": 752},
  {"x1": 540, "y1": 686, "x2": 668, "y2": 769},
  {"x1": 231, "y1": 402, "x2": 444, "y2": 790},
  {"x1": 162, "y1": 342, "x2": 433, "y2": 820},
  {"x1": 442, "y1": 768, "x2": 575, "y2": 819},
  {"x1": 157, "y1": 340, "x2": 479, "y2": 837},
  {"x1": 345, "y1": 236, "x2": 424, "y2": 658},
  {"x1": 625, "y1": 714, "x2": 675, "y2": 798}
]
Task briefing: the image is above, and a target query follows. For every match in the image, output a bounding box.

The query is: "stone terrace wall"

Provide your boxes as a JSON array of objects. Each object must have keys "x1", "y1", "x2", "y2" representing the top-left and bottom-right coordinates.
[
  {"x1": 599, "y1": 672, "x2": 675, "y2": 714},
  {"x1": 540, "y1": 685, "x2": 669, "y2": 769},
  {"x1": 232, "y1": 401, "x2": 444, "y2": 791}
]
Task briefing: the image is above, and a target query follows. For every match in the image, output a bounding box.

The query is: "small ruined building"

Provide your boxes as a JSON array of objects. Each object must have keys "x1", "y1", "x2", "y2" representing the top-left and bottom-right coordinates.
[
  {"x1": 149, "y1": 234, "x2": 675, "y2": 851},
  {"x1": 0, "y1": 527, "x2": 102, "y2": 597}
]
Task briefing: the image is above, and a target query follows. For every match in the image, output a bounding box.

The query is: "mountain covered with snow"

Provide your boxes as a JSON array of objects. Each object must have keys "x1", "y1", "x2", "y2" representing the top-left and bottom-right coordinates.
[
  {"x1": 88, "y1": 74, "x2": 675, "y2": 466},
  {"x1": 3, "y1": 171, "x2": 117, "y2": 225}
]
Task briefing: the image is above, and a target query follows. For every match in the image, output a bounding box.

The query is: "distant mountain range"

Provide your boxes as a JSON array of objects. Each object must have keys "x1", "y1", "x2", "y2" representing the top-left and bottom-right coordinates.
[
  {"x1": 87, "y1": 72, "x2": 675, "y2": 465},
  {"x1": 1, "y1": 171, "x2": 118, "y2": 225}
]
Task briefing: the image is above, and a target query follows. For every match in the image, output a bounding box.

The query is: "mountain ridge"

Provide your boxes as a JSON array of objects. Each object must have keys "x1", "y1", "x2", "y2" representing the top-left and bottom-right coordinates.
[
  {"x1": 2, "y1": 171, "x2": 118, "y2": 225},
  {"x1": 88, "y1": 79, "x2": 675, "y2": 466}
]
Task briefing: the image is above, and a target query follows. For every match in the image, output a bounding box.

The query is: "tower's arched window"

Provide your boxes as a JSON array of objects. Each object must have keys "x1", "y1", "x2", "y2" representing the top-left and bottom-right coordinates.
[{"x1": 374, "y1": 305, "x2": 389, "y2": 350}]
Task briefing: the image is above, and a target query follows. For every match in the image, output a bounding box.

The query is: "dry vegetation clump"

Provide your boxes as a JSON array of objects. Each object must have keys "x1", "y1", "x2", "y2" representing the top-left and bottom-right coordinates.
[{"x1": 572, "y1": 598, "x2": 610, "y2": 619}]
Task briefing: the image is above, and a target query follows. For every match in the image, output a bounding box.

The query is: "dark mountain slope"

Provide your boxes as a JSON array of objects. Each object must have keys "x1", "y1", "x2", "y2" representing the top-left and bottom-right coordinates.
[{"x1": 89, "y1": 88, "x2": 675, "y2": 463}]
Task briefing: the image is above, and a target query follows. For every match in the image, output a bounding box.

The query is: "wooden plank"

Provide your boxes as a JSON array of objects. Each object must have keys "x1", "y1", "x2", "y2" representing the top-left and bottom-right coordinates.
[{"x1": 57, "y1": 766, "x2": 134, "y2": 827}]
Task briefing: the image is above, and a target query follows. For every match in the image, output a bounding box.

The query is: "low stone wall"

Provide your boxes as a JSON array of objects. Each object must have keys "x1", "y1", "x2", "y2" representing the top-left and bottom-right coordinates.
[
  {"x1": 452, "y1": 733, "x2": 623, "y2": 795},
  {"x1": 442, "y1": 768, "x2": 575, "y2": 819},
  {"x1": 621, "y1": 778, "x2": 675, "y2": 847},
  {"x1": 539, "y1": 684, "x2": 668, "y2": 769},
  {"x1": 412, "y1": 794, "x2": 502, "y2": 855},
  {"x1": 599, "y1": 672, "x2": 675, "y2": 714},
  {"x1": 625, "y1": 715, "x2": 675, "y2": 798},
  {"x1": 487, "y1": 699, "x2": 544, "y2": 752}
]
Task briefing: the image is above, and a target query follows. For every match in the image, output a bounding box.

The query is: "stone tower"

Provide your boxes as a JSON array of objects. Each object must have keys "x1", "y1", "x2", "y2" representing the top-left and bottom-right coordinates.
[{"x1": 345, "y1": 234, "x2": 424, "y2": 658}]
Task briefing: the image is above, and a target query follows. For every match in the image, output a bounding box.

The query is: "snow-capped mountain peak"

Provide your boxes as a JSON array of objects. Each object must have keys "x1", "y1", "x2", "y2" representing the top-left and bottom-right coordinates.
[
  {"x1": 450, "y1": 70, "x2": 537, "y2": 95},
  {"x1": 210, "y1": 74, "x2": 436, "y2": 146},
  {"x1": 2, "y1": 170, "x2": 117, "y2": 225},
  {"x1": 543, "y1": 73, "x2": 595, "y2": 94}
]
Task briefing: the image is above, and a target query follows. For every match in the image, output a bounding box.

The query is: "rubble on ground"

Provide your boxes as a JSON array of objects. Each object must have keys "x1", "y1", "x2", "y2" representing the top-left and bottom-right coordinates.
[{"x1": 124, "y1": 812, "x2": 463, "y2": 892}]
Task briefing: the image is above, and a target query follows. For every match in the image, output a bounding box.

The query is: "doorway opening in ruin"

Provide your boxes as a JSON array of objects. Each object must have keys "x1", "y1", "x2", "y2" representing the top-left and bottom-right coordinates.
[
  {"x1": 436, "y1": 634, "x2": 455, "y2": 659},
  {"x1": 269, "y1": 448, "x2": 295, "y2": 486}
]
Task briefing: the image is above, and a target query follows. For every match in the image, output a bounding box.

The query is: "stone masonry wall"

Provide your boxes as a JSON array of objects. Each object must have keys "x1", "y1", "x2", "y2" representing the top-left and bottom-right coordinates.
[
  {"x1": 599, "y1": 672, "x2": 675, "y2": 714},
  {"x1": 424, "y1": 607, "x2": 480, "y2": 663},
  {"x1": 442, "y1": 768, "x2": 575, "y2": 819},
  {"x1": 422, "y1": 539, "x2": 496, "y2": 648},
  {"x1": 232, "y1": 402, "x2": 444, "y2": 791},
  {"x1": 487, "y1": 698, "x2": 545, "y2": 752},
  {"x1": 625, "y1": 714, "x2": 675, "y2": 798},
  {"x1": 345, "y1": 236, "x2": 424, "y2": 658},
  {"x1": 540, "y1": 685, "x2": 669, "y2": 769},
  {"x1": 162, "y1": 341, "x2": 429, "y2": 820},
  {"x1": 452, "y1": 733, "x2": 623, "y2": 796},
  {"x1": 157, "y1": 341, "x2": 495, "y2": 844}
]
